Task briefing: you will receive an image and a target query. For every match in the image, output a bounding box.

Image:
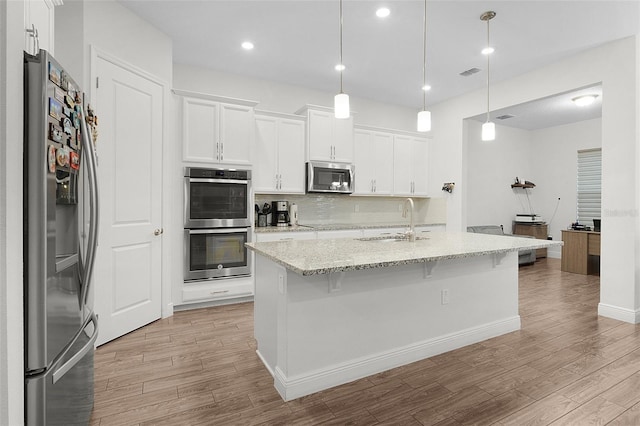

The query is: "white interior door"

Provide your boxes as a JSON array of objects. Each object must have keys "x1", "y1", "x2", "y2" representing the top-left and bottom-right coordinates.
[{"x1": 93, "y1": 53, "x2": 163, "y2": 346}]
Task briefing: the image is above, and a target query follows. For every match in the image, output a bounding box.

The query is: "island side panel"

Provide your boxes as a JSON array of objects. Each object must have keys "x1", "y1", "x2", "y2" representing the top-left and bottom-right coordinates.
[
  {"x1": 274, "y1": 252, "x2": 520, "y2": 400},
  {"x1": 253, "y1": 254, "x2": 285, "y2": 375}
]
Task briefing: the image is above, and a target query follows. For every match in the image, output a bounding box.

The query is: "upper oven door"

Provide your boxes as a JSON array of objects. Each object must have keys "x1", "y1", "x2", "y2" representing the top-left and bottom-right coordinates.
[{"x1": 185, "y1": 177, "x2": 251, "y2": 228}]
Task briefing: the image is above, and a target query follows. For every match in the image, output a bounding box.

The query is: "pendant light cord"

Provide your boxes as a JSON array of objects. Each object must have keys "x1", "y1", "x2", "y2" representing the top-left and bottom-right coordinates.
[
  {"x1": 485, "y1": 16, "x2": 491, "y2": 123},
  {"x1": 422, "y1": 0, "x2": 427, "y2": 111},
  {"x1": 339, "y1": 0, "x2": 344, "y2": 94}
]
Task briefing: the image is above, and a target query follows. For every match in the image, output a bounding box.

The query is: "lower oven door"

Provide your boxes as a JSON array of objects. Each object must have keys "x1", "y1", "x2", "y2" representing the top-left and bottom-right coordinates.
[{"x1": 184, "y1": 228, "x2": 251, "y2": 281}]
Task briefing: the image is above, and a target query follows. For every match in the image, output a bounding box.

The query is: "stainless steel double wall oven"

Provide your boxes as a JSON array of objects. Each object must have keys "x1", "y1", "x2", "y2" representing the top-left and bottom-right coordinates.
[{"x1": 184, "y1": 167, "x2": 252, "y2": 281}]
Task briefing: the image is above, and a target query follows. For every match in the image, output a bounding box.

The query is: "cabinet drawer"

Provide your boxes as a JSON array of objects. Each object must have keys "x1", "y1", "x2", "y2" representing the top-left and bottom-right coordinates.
[{"x1": 182, "y1": 279, "x2": 254, "y2": 303}]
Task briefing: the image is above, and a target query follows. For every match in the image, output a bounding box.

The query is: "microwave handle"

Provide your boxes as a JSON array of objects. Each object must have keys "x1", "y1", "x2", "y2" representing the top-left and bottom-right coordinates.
[{"x1": 306, "y1": 163, "x2": 315, "y2": 193}]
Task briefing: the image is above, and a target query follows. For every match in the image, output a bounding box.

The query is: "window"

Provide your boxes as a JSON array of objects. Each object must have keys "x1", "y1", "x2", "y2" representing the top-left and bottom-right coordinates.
[{"x1": 576, "y1": 148, "x2": 602, "y2": 228}]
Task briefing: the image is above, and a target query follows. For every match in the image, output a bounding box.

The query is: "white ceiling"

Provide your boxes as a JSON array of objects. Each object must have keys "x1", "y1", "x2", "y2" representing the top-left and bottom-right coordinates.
[{"x1": 118, "y1": 0, "x2": 639, "y2": 130}]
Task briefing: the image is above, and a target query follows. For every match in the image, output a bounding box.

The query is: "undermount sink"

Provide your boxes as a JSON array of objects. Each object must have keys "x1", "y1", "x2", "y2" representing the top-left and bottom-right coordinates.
[{"x1": 357, "y1": 236, "x2": 429, "y2": 243}]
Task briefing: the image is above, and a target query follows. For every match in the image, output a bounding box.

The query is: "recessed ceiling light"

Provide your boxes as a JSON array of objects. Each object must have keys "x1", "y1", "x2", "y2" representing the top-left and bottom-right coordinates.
[
  {"x1": 335, "y1": 64, "x2": 346, "y2": 71},
  {"x1": 241, "y1": 41, "x2": 254, "y2": 50},
  {"x1": 481, "y1": 46, "x2": 494, "y2": 55},
  {"x1": 376, "y1": 7, "x2": 390, "y2": 18},
  {"x1": 572, "y1": 94, "x2": 598, "y2": 107},
  {"x1": 422, "y1": 85, "x2": 431, "y2": 91}
]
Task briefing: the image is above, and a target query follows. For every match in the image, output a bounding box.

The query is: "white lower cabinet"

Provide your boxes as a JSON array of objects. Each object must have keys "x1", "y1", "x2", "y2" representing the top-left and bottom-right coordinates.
[
  {"x1": 254, "y1": 231, "x2": 317, "y2": 242},
  {"x1": 316, "y1": 229, "x2": 363, "y2": 239},
  {"x1": 181, "y1": 276, "x2": 254, "y2": 304},
  {"x1": 362, "y1": 227, "x2": 408, "y2": 238}
]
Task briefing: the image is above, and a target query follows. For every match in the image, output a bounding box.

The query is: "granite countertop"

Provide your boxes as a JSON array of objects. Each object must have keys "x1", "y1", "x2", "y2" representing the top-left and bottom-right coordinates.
[
  {"x1": 253, "y1": 222, "x2": 446, "y2": 233},
  {"x1": 246, "y1": 231, "x2": 562, "y2": 276}
]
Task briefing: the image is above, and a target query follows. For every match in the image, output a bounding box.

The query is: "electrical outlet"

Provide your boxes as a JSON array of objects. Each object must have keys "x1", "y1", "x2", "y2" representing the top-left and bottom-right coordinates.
[
  {"x1": 441, "y1": 289, "x2": 450, "y2": 305},
  {"x1": 398, "y1": 203, "x2": 403, "y2": 212},
  {"x1": 354, "y1": 204, "x2": 359, "y2": 212}
]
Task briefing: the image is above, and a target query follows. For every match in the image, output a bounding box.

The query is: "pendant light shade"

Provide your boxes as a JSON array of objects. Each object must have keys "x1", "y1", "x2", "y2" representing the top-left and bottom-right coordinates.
[
  {"x1": 417, "y1": 0, "x2": 431, "y2": 132},
  {"x1": 334, "y1": 0, "x2": 350, "y2": 119},
  {"x1": 334, "y1": 93, "x2": 350, "y2": 119},
  {"x1": 417, "y1": 110, "x2": 431, "y2": 132},
  {"x1": 480, "y1": 11, "x2": 496, "y2": 141},
  {"x1": 481, "y1": 121, "x2": 495, "y2": 141}
]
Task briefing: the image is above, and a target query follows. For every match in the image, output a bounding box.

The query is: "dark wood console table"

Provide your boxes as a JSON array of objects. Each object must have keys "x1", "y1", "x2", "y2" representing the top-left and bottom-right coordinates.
[
  {"x1": 561, "y1": 230, "x2": 601, "y2": 275},
  {"x1": 513, "y1": 223, "x2": 548, "y2": 259}
]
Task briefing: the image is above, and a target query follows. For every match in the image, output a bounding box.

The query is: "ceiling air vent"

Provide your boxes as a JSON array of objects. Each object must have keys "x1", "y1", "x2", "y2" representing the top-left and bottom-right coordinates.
[
  {"x1": 496, "y1": 114, "x2": 516, "y2": 120},
  {"x1": 459, "y1": 67, "x2": 481, "y2": 77}
]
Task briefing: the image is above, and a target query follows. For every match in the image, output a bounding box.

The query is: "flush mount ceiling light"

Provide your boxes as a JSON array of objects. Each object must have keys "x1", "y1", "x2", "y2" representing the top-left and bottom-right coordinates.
[
  {"x1": 572, "y1": 94, "x2": 598, "y2": 107},
  {"x1": 241, "y1": 41, "x2": 254, "y2": 50},
  {"x1": 334, "y1": 0, "x2": 350, "y2": 119},
  {"x1": 376, "y1": 7, "x2": 390, "y2": 18},
  {"x1": 417, "y1": 0, "x2": 431, "y2": 132},
  {"x1": 480, "y1": 10, "x2": 496, "y2": 141},
  {"x1": 334, "y1": 64, "x2": 346, "y2": 71}
]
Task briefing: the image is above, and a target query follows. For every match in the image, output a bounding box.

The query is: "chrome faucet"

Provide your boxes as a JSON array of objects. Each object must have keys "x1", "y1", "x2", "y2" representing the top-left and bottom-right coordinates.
[{"x1": 402, "y1": 197, "x2": 416, "y2": 242}]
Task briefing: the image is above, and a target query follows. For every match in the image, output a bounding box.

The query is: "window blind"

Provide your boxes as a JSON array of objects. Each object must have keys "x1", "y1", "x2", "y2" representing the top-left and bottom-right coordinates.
[{"x1": 576, "y1": 148, "x2": 601, "y2": 227}]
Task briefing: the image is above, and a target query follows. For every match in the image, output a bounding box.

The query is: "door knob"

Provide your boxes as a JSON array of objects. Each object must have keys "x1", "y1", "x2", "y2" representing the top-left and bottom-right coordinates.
[{"x1": 154, "y1": 228, "x2": 164, "y2": 236}]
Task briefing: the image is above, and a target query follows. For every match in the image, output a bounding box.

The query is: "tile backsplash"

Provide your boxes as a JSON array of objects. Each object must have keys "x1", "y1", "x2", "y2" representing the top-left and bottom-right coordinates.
[{"x1": 254, "y1": 194, "x2": 446, "y2": 226}]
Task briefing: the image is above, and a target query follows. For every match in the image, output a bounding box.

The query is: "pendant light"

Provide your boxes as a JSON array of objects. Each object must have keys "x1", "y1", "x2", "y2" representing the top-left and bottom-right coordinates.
[
  {"x1": 480, "y1": 11, "x2": 496, "y2": 141},
  {"x1": 334, "y1": 0, "x2": 350, "y2": 119},
  {"x1": 417, "y1": 0, "x2": 431, "y2": 132}
]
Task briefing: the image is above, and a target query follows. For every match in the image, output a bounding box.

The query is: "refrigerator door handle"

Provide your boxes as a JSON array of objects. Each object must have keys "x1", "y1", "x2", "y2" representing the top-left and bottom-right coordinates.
[
  {"x1": 79, "y1": 105, "x2": 100, "y2": 307},
  {"x1": 52, "y1": 312, "x2": 98, "y2": 384}
]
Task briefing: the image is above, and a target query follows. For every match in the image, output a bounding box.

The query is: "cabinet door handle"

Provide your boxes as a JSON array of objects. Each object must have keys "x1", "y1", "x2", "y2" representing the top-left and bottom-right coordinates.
[
  {"x1": 220, "y1": 142, "x2": 224, "y2": 161},
  {"x1": 153, "y1": 228, "x2": 164, "y2": 236},
  {"x1": 374, "y1": 179, "x2": 377, "y2": 192},
  {"x1": 216, "y1": 142, "x2": 220, "y2": 160}
]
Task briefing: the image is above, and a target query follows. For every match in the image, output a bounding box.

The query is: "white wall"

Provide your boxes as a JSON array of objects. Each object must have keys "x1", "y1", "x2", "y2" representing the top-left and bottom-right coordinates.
[
  {"x1": 0, "y1": 0, "x2": 24, "y2": 423},
  {"x1": 431, "y1": 36, "x2": 639, "y2": 322},
  {"x1": 174, "y1": 63, "x2": 419, "y2": 131},
  {"x1": 466, "y1": 120, "x2": 532, "y2": 232},
  {"x1": 466, "y1": 117, "x2": 602, "y2": 260},
  {"x1": 530, "y1": 118, "x2": 602, "y2": 257},
  {"x1": 83, "y1": 1, "x2": 172, "y2": 86}
]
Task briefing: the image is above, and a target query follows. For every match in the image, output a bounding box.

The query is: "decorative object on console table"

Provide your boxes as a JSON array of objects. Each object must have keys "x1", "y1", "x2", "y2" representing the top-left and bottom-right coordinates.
[
  {"x1": 511, "y1": 177, "x2": 536, "y2": 189},
  {"x1": 513, "y1": 223, "x2": 548, "y2": 259}
]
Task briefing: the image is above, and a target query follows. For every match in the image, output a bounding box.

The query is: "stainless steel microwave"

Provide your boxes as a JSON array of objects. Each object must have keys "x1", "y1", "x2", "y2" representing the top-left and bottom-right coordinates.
[{"x1": 306, "y1": 161, "x2": 355, "y2": 194}]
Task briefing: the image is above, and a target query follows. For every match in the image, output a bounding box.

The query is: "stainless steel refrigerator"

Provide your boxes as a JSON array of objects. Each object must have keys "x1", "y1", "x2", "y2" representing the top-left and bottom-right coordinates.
[{"x1": 23, "y1": 50, "x2": 99, "y2": 425}]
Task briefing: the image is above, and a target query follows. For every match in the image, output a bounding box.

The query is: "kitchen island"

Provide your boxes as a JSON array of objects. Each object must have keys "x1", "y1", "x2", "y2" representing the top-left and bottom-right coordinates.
[{"x1": 246, "y1": 231, "x2": 560, "y2": 401}]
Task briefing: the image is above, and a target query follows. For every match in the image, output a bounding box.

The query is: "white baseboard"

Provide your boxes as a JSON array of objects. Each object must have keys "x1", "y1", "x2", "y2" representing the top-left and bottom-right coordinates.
[
  {"x1": 598, "y1": 303, "x2": 640, "y2": 324},
  {"x1": 256, "y1": 350, "x2": 275, "y2": 377},
  {"x1": 272, "y1": 316, "x2": 521, "y2": 401}
]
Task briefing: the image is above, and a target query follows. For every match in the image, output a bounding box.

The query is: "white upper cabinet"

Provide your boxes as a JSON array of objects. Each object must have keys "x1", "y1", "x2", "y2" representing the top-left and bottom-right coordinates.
[
  {"x1": 298, "y1": 105, "x2": 354, "y2": 163},
  {"x1": 24, "y1": 0, "x2": 55, "y2": 55},
  {"x1": 393, "y1": 135, "x2": 429, "y2": 197},
  {"x1": 354, "y1": 128, "x2": 393, "y2": 195},
  {"x1": 254, "y1": 111, "x2": 306, "y2": 194},
  {"x1": 177, "y1": 90, "x2": 258, "y2": 166}
]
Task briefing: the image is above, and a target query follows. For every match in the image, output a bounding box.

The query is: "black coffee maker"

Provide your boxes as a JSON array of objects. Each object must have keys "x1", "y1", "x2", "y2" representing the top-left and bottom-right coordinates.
[{"x1": 272, "y1": 201, "x2": 290, "y2": 227}]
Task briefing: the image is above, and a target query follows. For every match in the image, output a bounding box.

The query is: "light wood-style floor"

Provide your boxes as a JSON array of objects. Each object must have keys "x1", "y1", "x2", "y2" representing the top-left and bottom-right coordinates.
[{"x1": 91, "y1": 258, "x2": 640, "y2": 425}]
